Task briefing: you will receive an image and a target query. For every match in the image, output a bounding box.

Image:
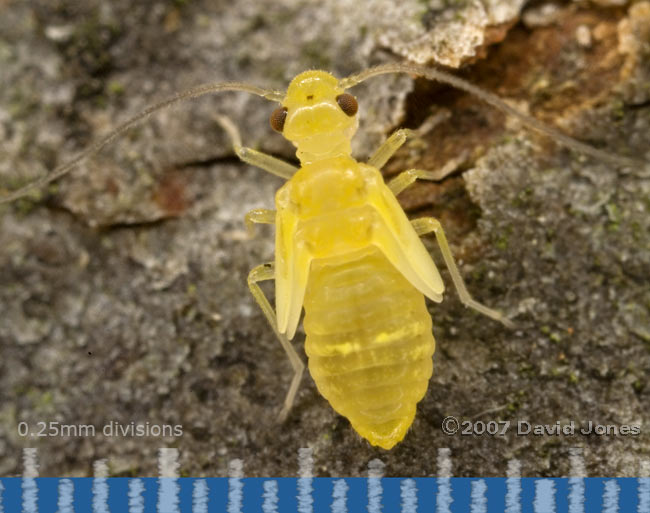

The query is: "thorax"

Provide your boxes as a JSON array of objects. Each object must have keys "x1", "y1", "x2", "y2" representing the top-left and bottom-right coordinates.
[
  {"x1": 275, "y1": 156, "x2": 386, "y2": 259},
  {"x1": 276, "y1": 156, "x2": 383, "y2": 217}
]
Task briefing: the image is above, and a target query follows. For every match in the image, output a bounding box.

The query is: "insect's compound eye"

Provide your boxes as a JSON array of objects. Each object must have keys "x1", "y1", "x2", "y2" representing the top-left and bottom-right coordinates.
[
  {"x1": 336, "y1": 93, "x2": 358, "y2": 117},
  {"x1": 270, "y1": 106, "x2": 288, "y2": 132}
]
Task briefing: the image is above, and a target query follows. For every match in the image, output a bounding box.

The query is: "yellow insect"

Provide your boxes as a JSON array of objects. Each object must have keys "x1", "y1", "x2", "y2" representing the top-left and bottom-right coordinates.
[{"x1": 0, "y1": 63, "x2": 640, "y2": 449}]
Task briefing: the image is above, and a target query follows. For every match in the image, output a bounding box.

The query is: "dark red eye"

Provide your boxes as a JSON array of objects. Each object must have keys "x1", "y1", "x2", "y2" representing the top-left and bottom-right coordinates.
[
  {"x1": 270, "y1": 106, "x2": 288, "y2": 132},
  {"x1": 336, "y1": 93, "x2": 358, "y2": 116}
]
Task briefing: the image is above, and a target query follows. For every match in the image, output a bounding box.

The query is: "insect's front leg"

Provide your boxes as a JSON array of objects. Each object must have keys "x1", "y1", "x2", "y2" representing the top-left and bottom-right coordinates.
[
  {"x1": 244, "y1": 208, "x2": 275, "y2": 238},
  {"x1": 387, "y1": 151, "x2": 469, "y2": 195},
  {"x1": 215, "y1": 115, "x2": 297, "y2": 179},
  {"x1": 411, "y1": 217, "x2": 516, "y2": 329},
  {"x1": 367, "y1": 128, "x2": 418, "y2": 170},
  {"x1": 247, "y1": 263, "x2": 305, "y2": 422}
]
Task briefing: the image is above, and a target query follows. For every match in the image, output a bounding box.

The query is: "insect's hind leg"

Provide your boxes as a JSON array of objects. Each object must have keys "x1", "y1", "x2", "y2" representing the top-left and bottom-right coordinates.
[
  {"x1": 411, "y1": 217, "x2": 516, "y2": 329},
  {"x1": 215, "y1": 115, "x2": 297, "y2": 179},
  {"x1": 247, "y1": 263, "x2": 305, "y2": 422}
]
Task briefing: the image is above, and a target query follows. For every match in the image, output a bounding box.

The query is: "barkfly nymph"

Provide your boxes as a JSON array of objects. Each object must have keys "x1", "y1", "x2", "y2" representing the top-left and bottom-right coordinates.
[{"x1": 0, "y1": 62, "x2": 643, "y2": 449}]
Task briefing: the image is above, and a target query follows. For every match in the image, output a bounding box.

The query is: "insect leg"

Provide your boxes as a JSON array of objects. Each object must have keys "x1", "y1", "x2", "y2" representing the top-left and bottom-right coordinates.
[
  {"x1": 367, "y1": 128, "x2": 418, "y2": 170},
  {"x1": 244, "y1": 208, "x2": 275, "y2": 237},
  {"x1": 388, "y1": 152, "x2": 468, "y2": 195},
  {"x1": 215, "y1": 115, "x2": 297, "y2": 179},
  {"x1": 411, "y1": 217, "x2": 516, "y2": 329},
  {"x1": 247, "y1": 263, "x2": 305, "y2": 422}
]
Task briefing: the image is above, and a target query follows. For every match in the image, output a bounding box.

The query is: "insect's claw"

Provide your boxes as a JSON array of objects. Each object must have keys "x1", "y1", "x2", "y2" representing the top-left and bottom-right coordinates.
[
  {"x1": 245, "y1": 220, "x2": 257, "y2": 239},
  {"x1": 276, "y1": 407, "x2": 290, "y2": 424},
  {"x1": 214, "y1": 114, "x2": 243, "y2": 150},
  {"x1": 501, "y1": 317, "x2": 517, "y2": 330}
]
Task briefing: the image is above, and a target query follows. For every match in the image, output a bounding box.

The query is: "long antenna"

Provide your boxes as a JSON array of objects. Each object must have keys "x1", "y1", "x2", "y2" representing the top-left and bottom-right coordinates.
[
  {"x1": 0, "y1": 82, "x2": 282, "y2": 204},
  {"x1": 341, "y1": 62, "x2": 645, "y2": 170}
]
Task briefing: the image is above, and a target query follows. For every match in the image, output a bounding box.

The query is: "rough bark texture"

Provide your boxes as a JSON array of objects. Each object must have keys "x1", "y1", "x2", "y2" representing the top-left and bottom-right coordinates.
[{"x1": 0, "y1": 0, "x2": 648, "y2": 477}]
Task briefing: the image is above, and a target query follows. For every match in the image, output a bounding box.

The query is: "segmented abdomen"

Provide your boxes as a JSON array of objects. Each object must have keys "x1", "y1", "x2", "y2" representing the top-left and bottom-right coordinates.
[{"x1": 303, "y1": 247, "x2": 435, "y2": 449}]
